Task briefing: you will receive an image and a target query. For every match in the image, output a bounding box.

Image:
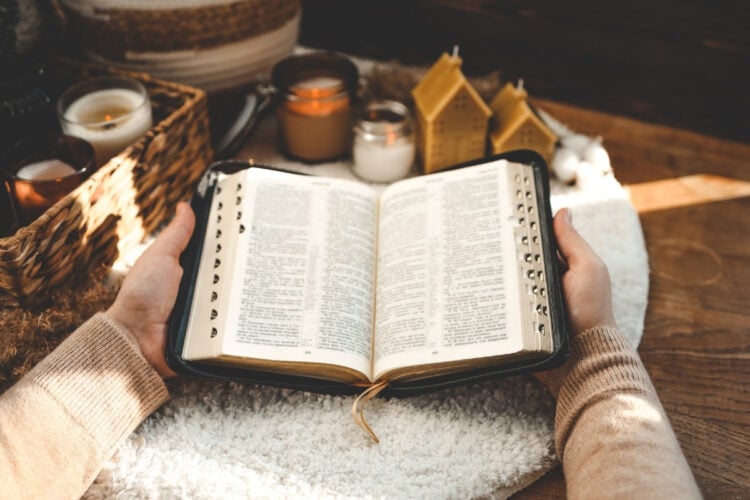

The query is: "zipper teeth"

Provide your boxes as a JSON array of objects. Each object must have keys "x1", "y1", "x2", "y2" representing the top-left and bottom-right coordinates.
[
  {"x1": 387, "y1": 354, "x2": 563, "y2": 394},
  {"x1": 186, "y1": 362, "x2": 357, "y2": 393}
]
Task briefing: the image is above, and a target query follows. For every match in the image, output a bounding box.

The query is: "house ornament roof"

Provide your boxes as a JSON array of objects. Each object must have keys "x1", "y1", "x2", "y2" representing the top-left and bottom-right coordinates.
[
  {"x1": 412, "y1": 51, "x2": 491, "y2": 122},
  {"x1": 490, "y1": 81, "x2": 556, "y2": 146}
]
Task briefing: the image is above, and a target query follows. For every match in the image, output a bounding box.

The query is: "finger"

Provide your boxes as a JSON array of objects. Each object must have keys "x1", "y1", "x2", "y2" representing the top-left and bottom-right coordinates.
[
  {"x1": 556, "y1": 249, "x2": 569, "y2": 272},
  {"x1": 146, "y1": 202, "x2": 196, "y2": 259},
  {"x1": 553, "y1": 208, "x2": 599, "y2": 267}
]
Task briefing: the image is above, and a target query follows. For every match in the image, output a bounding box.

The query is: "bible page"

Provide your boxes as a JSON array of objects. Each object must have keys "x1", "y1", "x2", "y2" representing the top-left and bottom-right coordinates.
[
  {"x1": 220, "y1": 168, "x2": 378, "y2": 380},
  {"x1": 372, "y1": 160, "x2": 524, "y2": 381}
]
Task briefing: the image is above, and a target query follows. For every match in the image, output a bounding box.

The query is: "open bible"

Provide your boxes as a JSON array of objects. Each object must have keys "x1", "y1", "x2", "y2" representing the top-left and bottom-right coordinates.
[{"x1": 167, "y1": 151, "x2": 568, "y2": 397}]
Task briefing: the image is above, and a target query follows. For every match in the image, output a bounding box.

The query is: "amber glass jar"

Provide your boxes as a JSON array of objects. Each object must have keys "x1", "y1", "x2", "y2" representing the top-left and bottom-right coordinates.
[{"x1": 271, "y1": 51, "x2": 359, "y2": 162}]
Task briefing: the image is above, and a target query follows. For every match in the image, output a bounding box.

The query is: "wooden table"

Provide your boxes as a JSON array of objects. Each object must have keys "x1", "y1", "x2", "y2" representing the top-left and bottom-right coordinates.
[{"x1": 513, "y1": 100, "x2": 750, "y2": 498}]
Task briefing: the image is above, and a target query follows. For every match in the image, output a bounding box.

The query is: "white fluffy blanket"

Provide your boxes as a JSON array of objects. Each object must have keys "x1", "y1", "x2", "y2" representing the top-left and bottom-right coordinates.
[{"x1": 86, "y1": 111, "x2": 648, "y2": 499}]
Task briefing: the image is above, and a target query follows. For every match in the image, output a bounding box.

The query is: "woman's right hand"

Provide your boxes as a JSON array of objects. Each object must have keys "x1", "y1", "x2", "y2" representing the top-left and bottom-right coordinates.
[
  {"x1": 533, "y1": 207, "x2": 618, "y2": 394},
  {"x1": 553, "y1": 207, "x2": 617, "y2": 334}
]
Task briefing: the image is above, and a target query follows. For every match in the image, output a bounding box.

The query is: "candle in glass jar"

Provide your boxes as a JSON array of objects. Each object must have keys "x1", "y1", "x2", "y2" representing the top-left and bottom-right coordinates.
[
  {"x1": 11, "y1": 158, "x2": 80, "y2": 219},
  {"x1": 2, "y1": 134, "x2": 96, "y2": 227},
  {"x1": 278, "y1": 76, "x2": 352, "y2": 162},
  {"x1": 58, "y1": 77, "x2": 152, "y2": 166},
  {"x1": 271, "y1": 52, "x2": 359, "y2": 162},
  {"x1": 352, "y1": 100, "x2": 415, "y2": 183}
]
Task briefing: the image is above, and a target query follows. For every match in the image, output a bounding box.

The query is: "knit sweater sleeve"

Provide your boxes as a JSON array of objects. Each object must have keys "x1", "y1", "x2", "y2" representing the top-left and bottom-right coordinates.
[
  {"x1": 544, "y1": 326, "x2": 701, "y2": 499},
  {"x1": 0, "y1": 312, "x2": 169, "y2": 500}
]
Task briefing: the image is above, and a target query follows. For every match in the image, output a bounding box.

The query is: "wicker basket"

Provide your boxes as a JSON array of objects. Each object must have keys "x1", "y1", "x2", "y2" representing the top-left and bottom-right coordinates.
[{"x1": 0, "y1": 59, "x2": 213, "y2": 308}]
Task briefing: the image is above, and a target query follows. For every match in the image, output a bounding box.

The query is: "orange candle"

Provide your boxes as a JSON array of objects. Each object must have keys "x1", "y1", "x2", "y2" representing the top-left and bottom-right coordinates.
[
  {"x1": 271, "y1": 52, "x2": 359, "y2": 162},
  {"x1": 277, "y1": 75, "x2": 353, "y2": 162}
]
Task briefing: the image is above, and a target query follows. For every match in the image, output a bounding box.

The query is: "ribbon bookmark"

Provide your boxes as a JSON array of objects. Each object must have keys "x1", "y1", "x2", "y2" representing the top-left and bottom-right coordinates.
[{"x1": 351, "y1": 380, "x2": 389, "y2": 443}]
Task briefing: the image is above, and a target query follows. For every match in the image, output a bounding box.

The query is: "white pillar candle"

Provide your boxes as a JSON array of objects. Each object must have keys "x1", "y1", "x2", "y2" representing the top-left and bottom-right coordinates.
[
  {"x1": 352, "y1": 100, "x2": 415, "y2": 183},
  {"x1": 61, "y1": 88, "x2": 152, "y2": 166},
  {"x1": 15, "y1": 159, "x2": 78, "y2": 181},
  {"x1": 353, "y1": 138, "x2": 415, "y2": 183}
]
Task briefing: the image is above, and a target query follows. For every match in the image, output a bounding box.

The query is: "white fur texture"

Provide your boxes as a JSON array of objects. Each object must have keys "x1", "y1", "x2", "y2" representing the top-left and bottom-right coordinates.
[{"x1": 86, "y1": 113, "x2": 648, "y2": 499}]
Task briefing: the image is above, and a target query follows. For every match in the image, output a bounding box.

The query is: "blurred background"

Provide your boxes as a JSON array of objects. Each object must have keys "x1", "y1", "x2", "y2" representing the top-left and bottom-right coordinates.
[
  {"x1": 4, "y1": 0, "x2": 746, "y2": 143},
  {"x1": 298, "y1": 0, "x2": 748, "y2": 144}
]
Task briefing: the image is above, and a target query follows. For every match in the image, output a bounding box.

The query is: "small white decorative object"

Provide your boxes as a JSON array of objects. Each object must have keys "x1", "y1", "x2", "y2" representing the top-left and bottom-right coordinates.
[
  {"x1": 550, "y1": 148, "x2": 579, "y2": 184},
  {"x1": 575, "y1": 161, "x2": 608, "y2": 191},
  {"x1": 560, "y1": 133, "x2": 592, "y2": 155},
  {"x1": 541, "y1": 108, "x2": 613, "y2": 185},
  {"x1": 582, "y1": 137, "x2": 612, "y2": 173}
]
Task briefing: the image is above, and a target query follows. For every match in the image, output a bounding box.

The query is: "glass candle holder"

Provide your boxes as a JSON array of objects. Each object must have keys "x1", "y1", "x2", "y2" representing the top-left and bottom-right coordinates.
[
  {"x1": 57, "y1": 75, "x2": 152, "y2": 167},
  {"x1": 272, "y1": 52, "x2": 359, "y2": 162},
  {"x1": 352, "y1": 100, "x2": 415, "y2": 183},
  {"x1": 2, "y1": 134, "x2": 96, "y2": 228}
]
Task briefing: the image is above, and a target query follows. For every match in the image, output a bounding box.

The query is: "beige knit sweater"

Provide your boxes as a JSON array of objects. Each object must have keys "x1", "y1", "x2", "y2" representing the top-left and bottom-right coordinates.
[
  {"x1": 0, "y1": 316, "x2": 700, "y2": 498},
  {"x1": 546, "y1": 326, "x2": 701, "y2": 498},
  {"x1": 0, "y1": 314, "x2": 168, "y2": 499}
]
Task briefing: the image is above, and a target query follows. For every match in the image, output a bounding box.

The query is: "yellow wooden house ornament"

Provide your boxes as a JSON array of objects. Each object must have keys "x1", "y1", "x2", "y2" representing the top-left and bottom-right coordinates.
[
  {"x1": 489, "y1": 80, "x2": 558, "y2": 164},
  {"x1": 412, "y1": 49, "x2": 492, "y2": 173}
]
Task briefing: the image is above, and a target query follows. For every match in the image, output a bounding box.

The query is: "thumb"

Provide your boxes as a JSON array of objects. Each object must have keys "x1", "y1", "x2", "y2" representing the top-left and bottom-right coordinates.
[
  {"x1": 145, "y1": 202, "x2": 196, "y2": 259},
  {"x1": 553, "y1": 208, "x2": 598, "y2": 267}
]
